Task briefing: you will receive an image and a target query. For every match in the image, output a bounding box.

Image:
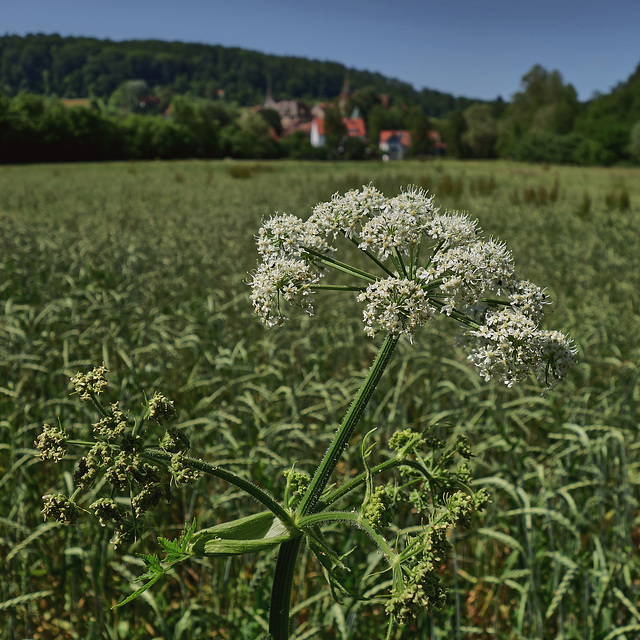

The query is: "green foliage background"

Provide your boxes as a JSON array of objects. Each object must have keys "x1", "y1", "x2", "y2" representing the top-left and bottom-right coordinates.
[
  {"x1": 3, "y1": 35, "x2": 640, "y2": 164},
  {"x1": 0, "y1": 159, "x2": 639, "y2": 639},
  {"x1": 0, "y1": 34, "x2": 476, "y2": 115}
]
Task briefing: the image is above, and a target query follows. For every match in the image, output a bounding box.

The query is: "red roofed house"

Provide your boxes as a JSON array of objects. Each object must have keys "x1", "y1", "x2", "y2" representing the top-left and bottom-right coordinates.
[
  {"x1": 379, "y1": 130, "x2": 411, "y2": 160},
  {"x1": 343, "y1": 117, "x2": 366, "y2": 140},
  {"x1": 310, "y1": 116, "x2": 367, "y2": 148}
]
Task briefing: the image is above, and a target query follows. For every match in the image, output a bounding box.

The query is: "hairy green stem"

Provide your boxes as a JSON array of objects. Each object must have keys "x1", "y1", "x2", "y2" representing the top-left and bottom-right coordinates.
[
  {"x1": 303, "y1": 247, "x2": 378, "y2": 282},
  {"x1": 317, "y1": 456, "x2": 435, "y2": 510},
  {"x1": 268, "y1": 333, "x2": 398, "y2": 640},
  {"x1": 297, "y1": 333, "x2": 398, "y2": 518},
  {"x1": 143, "y1": 449, "x2": 294, "y2": 526},
  {"x1": 269, "y1": 536, "x2": 303, "y2": 640},
  {"x1": 298, "y1": 510, "x2": 396, "y2": 557}
]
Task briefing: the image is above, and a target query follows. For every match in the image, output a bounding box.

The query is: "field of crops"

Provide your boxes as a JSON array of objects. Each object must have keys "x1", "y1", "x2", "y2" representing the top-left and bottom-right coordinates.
[{"x1": 1, "y1": 158, "x2": 639, "y2": 640}]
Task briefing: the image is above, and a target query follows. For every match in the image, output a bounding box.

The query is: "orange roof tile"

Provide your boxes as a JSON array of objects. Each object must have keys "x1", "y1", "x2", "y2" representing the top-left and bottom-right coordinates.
[
  {"x1": 343, "y1": 117, "x2": 366, "y2": 138},
  {"x1": 379, "y1": 130, "x2": 411, "y2": 146}
]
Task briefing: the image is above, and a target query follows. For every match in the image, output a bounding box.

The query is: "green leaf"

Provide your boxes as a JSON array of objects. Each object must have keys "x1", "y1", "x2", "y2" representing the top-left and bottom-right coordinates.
[
  {"x1": 307, "y1": 532, "x2": 360, "y2": 602},
  {"x1": 113, "y1": 567, "x2": 165, "y2": 608},
  {"x1": 188, "y1": 511, "x2": 299, "y2": 557},
  {"x1": 113, "y1": 520, "x2": 196, "y2": 609}
]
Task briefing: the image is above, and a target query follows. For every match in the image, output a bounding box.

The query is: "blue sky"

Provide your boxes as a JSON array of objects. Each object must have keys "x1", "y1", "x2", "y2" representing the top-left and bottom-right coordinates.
[{"x1": 3, "y1": 0, "x2": 640, "y2": 101}]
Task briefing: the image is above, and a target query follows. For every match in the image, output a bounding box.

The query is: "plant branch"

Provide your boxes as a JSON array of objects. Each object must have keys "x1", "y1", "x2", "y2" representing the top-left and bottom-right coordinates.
[
  {"x1": 296, "y1": 333, "x2": 398, "y2": 518},
  {"x1": 143, "y1": 449, "x2": 293, "y2": 526}
]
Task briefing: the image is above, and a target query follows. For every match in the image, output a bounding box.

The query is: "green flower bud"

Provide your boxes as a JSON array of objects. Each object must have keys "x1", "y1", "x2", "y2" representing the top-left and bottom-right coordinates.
[
  {"x1": 42, "y1": 493, "x2": 80, "y2": 524},
  {"x1": 35, "y1": 423, "x2": 67, "y2": 462},
  {"x1": 70, "y1": 364, "x2": 108, "y2": 401}
]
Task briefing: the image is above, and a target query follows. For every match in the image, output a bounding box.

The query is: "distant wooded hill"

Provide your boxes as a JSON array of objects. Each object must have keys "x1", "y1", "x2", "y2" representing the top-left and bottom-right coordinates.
[
  {"x1": 2, "y1": 34, "x2": 640, "y2": 165},
  {"x1": 0, "y1": 33, "x2": 482, "y2": 116}
]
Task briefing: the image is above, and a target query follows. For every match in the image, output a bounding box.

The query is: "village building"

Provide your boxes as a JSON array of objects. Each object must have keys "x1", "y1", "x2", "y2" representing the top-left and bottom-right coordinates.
[
  {"x1": 263, "y1": 89, "x2": 312, "y2": 134},
  {"x1": 379, "y1": 130, "x2": 411, "y2": 160},
  {"x1": 310, "y1": 115, "x2": 367, "y2": 148},
  {"x1": 310, "y1": 117, "x2": 325, "y2": 147}
]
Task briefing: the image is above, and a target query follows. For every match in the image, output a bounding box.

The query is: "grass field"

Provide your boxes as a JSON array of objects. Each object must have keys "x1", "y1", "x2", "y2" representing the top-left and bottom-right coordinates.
[{"x1": 1, "y1": 158, "x2": 639, "y2": 639}]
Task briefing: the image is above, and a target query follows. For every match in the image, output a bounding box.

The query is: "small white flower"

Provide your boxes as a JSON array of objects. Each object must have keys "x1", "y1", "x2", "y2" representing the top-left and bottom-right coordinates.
[
  {"x1": 307, "y1": 184, "x2": 386, "y2": 242},
  {"x1": 250, "y1": 257, "x2": 321, "y2": 327},
  {"x1": 467, "y1": 308, "x2": 576, "y2": 388},
  {"x1": 357, "y1": 277, "x2": 434, "y2": 341},
  {"x1": 466, "y1": 308, "x2": 540, "y2": 387},
  {"x1": 535, "y1": 330, "x2": 577, "y2": 387},
  {"x1": 257, "y1": 214, "x2": 307, "y2": 259},
  {"x1": 509, "y1": 280, "x2": 550, "y2": 322},
  {"x1": 429, "y1": 238, "x2": 515, "y2": 313},
  {"x1": 426, "y1": 211, "x2": 478, "y2": 248}
]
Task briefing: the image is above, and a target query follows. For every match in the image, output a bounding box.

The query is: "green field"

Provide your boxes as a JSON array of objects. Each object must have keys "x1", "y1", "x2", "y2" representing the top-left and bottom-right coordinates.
[{"x1": 1, "y1": 159, "x2": 639, "y2": 639}]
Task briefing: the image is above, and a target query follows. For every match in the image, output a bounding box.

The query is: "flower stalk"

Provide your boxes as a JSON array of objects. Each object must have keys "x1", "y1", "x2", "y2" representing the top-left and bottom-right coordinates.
[{"x1": 268, "y1": 332, "x2": 397, "y2": 639}]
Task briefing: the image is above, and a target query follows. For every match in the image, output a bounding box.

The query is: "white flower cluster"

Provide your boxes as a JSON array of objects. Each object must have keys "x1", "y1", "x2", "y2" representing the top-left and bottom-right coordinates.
[
  {"x1": 426, "y1": 238, "x2": 515, "y2": 315},
  {"x1": 257, "y1": 213, "x2": 308, "y2": 258},
  {"x1": 250, "y1": 184, "x2": 576, "y2": 388},
  {"x1": 307, "y1": 184, "x2": 387, "y2": 241},
  {"x1": 358, "y1": 189, "x2": 437, "y2": 259},
  {"x1": 467, "y1": 308, "x2": 577, "y2": 388},
  {"x1": 249, "y1": 256, "x2": 320, "y2": 327},
  {"x1": 357, "y1": 278, "x2": 435, "y2": 340}
]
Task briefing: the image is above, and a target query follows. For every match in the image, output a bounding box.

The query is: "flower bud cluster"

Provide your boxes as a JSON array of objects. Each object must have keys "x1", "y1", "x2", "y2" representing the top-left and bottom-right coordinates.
[
  {"x1": 92, "y1": 402, "x2": 129, "y2": 440},
  {"x1": 362, "y1": 485, "x2": 393, "y2": 530},
  {"x1": 251, "y1": 184, "x2": 576, "y2": 389},
  {"x1": 386, "y1": 484, "x2": 490, "y2": 624},
  {"x1": 41, "y1": 493, "x2": 81, "y2": 524},
  {"x1": 70, "y1": 364, "x2": 108, "y2": 401},
  {"x1": 39, "y1": 366, "x2": 198, "y2": 545},
  {"x1": 386, "y1": 522, "x2": 452, "y2": 624},
  {"x1": 35, "y1": 422, "x2": 67, "y2": 462},
  {"x1": 284, "y1": 468, "x2": 311, "y2": 500},
  {"x1": 147, "y1": 392, "x2": 177, "y2": 425},
  {"x1": 386, "y1": 555, "x2": 447, "y2": 624}
]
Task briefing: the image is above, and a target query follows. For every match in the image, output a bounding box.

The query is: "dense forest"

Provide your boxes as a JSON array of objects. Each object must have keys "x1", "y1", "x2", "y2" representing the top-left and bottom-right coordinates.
[
  {"x1": 0, "y1": 33, "x2": 478, "y2": 115},
  {"x1": 1, "y1": 33, "x2": 640, "y2": 165}
]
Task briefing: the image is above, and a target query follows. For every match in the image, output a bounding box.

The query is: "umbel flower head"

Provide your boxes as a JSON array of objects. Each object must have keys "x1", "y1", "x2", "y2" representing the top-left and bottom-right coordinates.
[{"x1": 249, "y1": 185, "x2": 576, "y2": 388}]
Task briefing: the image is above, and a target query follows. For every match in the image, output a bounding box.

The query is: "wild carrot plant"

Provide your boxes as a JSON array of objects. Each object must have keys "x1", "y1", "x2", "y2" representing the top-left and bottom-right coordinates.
[{"x1": 36, "y1": 184, "x2": 575, "y2": 639}]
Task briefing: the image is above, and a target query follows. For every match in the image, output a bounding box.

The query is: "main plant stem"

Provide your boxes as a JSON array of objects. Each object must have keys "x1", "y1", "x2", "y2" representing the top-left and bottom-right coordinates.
[{"x1": 268, "y1": 333, "x2": 398, "y2": 640}]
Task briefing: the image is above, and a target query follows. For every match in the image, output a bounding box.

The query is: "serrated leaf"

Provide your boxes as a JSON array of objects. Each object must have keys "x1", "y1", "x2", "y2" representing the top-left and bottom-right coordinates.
[
  {"x1": 158, "y1": 537, "x2": 182, "y2": 555},
  {"x1": 113, "y1": 571, "x2": 165, "y2": 608},
  {"x1": 113, "y1": 521, "x2": 195, "y2": 609},
  {"x1": 307, "y1": 533, "x2": 360, "y2": 602}
]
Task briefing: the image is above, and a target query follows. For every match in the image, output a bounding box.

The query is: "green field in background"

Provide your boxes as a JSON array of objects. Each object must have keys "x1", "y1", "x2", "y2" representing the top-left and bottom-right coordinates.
[{"x1": 1, "y1": 159, "x2": 639, "y2": 639}]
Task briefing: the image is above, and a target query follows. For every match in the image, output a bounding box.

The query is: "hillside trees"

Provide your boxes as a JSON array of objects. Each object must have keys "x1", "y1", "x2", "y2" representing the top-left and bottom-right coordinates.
[
  {"x1": 323, "y1": 103, "x2": 348, "y2": 155},
  {"x1": 497, "y1": 65, "x2": 581, "y2": 162},
  {"x1": 109, "y1": 79, "x2": 151, "y2": 112},
  {"x1": 462, "y1": 103, "x2": 498, "y2": 158},
  {"x1": 405, "y1": 105, "x2": 433, "y2": 156},
  {"x1": 0, "y1": 34, "x2": 449, "y2": 113}
]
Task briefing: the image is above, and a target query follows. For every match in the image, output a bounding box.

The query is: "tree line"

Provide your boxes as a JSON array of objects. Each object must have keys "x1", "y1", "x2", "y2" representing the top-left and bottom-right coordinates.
[
  {"x1": 448, "y1": 65, "x2": 640, "y2": 165},
  {"x1": 0, "y1": 34, "x2": 476, "y2": 117},
  {"x1": 1, "y1": 34, "x2": 640, "y2": 165}
]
